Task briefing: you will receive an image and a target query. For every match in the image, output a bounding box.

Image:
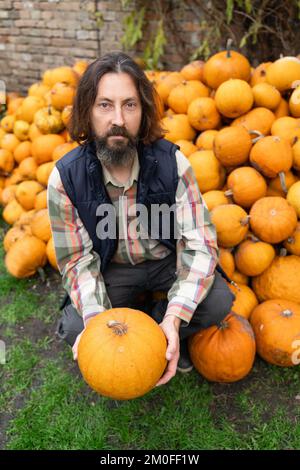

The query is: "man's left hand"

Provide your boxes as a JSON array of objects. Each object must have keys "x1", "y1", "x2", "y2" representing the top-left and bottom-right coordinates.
[{"x1": 156, "y1": 314, "x2": 181, "y2": 386}]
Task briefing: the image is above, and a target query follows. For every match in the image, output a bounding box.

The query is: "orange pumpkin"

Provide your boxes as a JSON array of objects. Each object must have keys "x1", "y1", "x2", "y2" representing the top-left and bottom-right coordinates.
[
  {"x1": 203, "y1": 49, "x2": 251, "y2": 89},
  {"x1": 168, "y1": 80, "x2": 209, "y2": 114},
  {"x1": 229, "y1": 283, "x2": 258, "y2": 319},
  {"x1": 210, "y1": 204, "x2": 250, "y2": 247},
  {"x1": 161, "y1": 114, "x2": 196, "y2": 143},
  {"x1": 15, "y1": 180, "x2": 44, "y2": 211},
  {"x1": 286, "y1": 181, "x2": 300, "y2": 217},
  {"x1": 249, "y1": 135, "x2": 293, "y2": 178},
  {"x1": 13, "y1": 141, "x2": 32, "y2": 164},
  {"x1": 34, "y1": 189, "x2": 48, "y2": 210},
  {"x1": 274, "y1": 98, "x2": 290, "y2": 119},
  {"x1": 225, "y1": 166, "x2": 267, "y2": 208},
  {"x1": 0, "y1": 149, "x2": 14, "y2": 174},
  {"x1": 77, "y1": 308, "x2": 167, "y2": 399},
  {"x1": 252, "y1": 83, "x2": 281, "y2": 110},
  {"x1": 250, "y1": 299, "x2": 300, "y2": 366},
  {"x1": 202, "y1": 190, "x2": 229, "y2": 211},
  {"x1": 252, "y1": 255, "x2": 300, "y2": 304},
  {"x1": 188, "y1": 313, "x2": 255, "y2": 382},
  {"x1": 180, "y1": 60, "x2": 205, "y2": 81},
  {"x1": 3, "y1": 225, "x2": 31, "y2": 252},
  {"x1": 195, "y1": 130, "x2": 218, "y2": 150},
  {"x1": 50, "y1": 82, "x2": 76, "y2": 111},
  {"x1": 188, "y1": 150, "x2": 226, "y2": 193},
  {"x1": 283, "y1": 222, "x2": 300, "y2": 256},
  {"x1": 249, "y1": 197, "x2": 297, "y2": 244},
  {"x1": 187, "y1": 97, "x2": 221, "y2": 131},
  {"x1": 174, "y1": 140, "x2": 198, "y2": 158},
  {"x1": 250, "y1": 62, "x2": 272, "y2": 87},
  {"x1": 271, "y1": 116, "x2": 300, "y2": 144},
  {"x1": 2, "y1": 199, "x2": 25, "y2": 225},
  {"x1": 266, "y1": 57, "x2": 300, "y2": 92},
  {"x1": 214, "y1": 79, "x2": 253, "y2": 118},
  {"x1": 231, "y1": 107, "x2": 275, "y2": 135},
  {"x1": 213, "y1": 127, "x2": 252, "y2": 167},
  {"x1": 5, "y1": 235, "x2": 47, "y2": 278},
  {"x1": 46, "y1": 237, "x2": 58, "y2": 270},
  {"x1": 32, "y1": 134, "x2": 65, "y2": 164},
  {"x1": 218, "y1": 248, "x2": 235, "y2": 278},
  {"x1": 42, "y1": 66, "x2": 79, "y2": 88},
  {"x1": 234, "y1": 238, "x2": 275, "y2": 276},
  {"x1": 30, "y1": 209, "x2": 52, "y2": 242}
]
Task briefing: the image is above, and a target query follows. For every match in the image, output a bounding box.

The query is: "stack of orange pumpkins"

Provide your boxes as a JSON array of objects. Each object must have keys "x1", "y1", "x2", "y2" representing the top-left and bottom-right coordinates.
[{"x1": 1, "y1": 50, "x2": 300, "y2": 384}]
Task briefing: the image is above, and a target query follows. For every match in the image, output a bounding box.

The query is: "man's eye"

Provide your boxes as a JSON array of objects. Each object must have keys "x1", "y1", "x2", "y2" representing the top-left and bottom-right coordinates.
[
  {"x1": 126, "y1": 102, "x2": 136, "y2": 108},
  {"x1": 99, "y1": 102, "x2": 110, "y2": 109}
]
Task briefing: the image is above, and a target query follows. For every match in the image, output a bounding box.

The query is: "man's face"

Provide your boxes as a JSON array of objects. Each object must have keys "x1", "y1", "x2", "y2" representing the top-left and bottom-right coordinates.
[{"x1": 91, "y1": 72, "x2": 142, "y2": 153}]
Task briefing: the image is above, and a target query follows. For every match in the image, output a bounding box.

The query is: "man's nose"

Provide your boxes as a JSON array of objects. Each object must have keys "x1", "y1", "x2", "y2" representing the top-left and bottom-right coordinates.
[{"x1": 111, "y1": 106, "x2": 125, "y2": 127}]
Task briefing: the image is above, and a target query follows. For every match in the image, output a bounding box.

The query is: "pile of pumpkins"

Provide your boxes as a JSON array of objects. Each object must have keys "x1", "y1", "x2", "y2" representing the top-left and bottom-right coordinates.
[{"x1": 1, "y1": 48, "x2": 300, "y2": 390}]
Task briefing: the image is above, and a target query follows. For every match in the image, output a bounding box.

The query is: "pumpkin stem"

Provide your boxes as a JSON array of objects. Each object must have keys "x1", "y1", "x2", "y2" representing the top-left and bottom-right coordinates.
[
  {"x1": 219, "y1": 319, "x2": 229, "y2": 330},
  {"x1": 246, "y1": 233, "x2": 260, "y2": 243},
  {"x1": 47, "y1": 105, "x2": 52, "y2": 116},
  {"x1": 107, "y1": 320, "x2": 128, "y2": 336},
  {"x1": 279, "y1": 247, "x2": 288, "y2": 257},
  {"x1": 224, "y1": 189, "x2": 233, "y2": 198},
  {"x1": 248, "y1": 129, "x2": 264, "y2": 144},
  {"x1": 282, "y1": 309, "x2": 293, "y2": 317},
  {"x1": 240, "y1": 215, "x2": 250, "y2": 226},
  {"x1": 226, "y1": 38, "x2": 233, "y2": 58},
  {"x1": 278, "y1": 171, "x2": 288, "y2": 194},
  {"x1": 287, "y1": 236, "x2": 295, "y2": 244}
]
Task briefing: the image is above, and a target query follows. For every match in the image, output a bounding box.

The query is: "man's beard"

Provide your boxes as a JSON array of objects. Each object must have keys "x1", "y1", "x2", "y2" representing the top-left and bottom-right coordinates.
[{"x1": 94, "y1": 126, "x2": 138, "y2": 167}]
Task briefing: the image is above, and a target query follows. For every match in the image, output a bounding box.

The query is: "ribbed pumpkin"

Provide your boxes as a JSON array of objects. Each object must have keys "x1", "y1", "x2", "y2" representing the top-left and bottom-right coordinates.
[
  {"x1": 250, "y1": 299, "x2": 300, "y2": 366},
  {"x1": 202, "y1": 190, "x2": 229, "y2": 211},
  {"x1": 210, "y1": 204, "x2": 249, "y2": 247},
  {"x1": 13, "y1": 120, "x2": 30, "y2": 141},
  {"x1": 5, "y1": 235, "x2": 47, "y2": 278},
  {"x1": 161, "y1": 114, "x2": 196, "y2": 143},
  {"x1": 46, "y1": 237, "x2": 58, "y2": 270},
  {"x1": 234, "y1": 238, "x2": 275, "y2": 276},
  {"x1": 266, "y1": 57, "x2": 300, "y2": 92},
  {"x1": 252, "y1": 83, "x2": 281, "y2": 110},
  {"x1": 187, "y1": 97, "x2": 221, "y2": 131},
  {"x1": 229, "y1": 283, "x2": 258, "y2": 319},
  {"x1": 203, "y1": 49, "x2": 251, "y2": 89},
  {"x1": 188, "y1": 150, "x2": 226, "y2": 193},
  {"x1": 231, "y1": 107, "x2": 275, "y2": 135},
  {"x1": 213, "y1": 126, "x2": 252, "y2": 167},
  {"x1": 195, "y1": 130, "x2": 218, "y2": 150},
  {"x1": 167, "y1": 80, "x2": 209, "y2": 114},
  {"x1": 188, "y1": 313, "x2": 255, "y2": 382},
  {"x1": 15, "y1": 180, "x2": 44, "y2": 211},
  {"x1": 249, "y1": 197, "x2": 297, "y2": 244},
  {"x1": 249, "y1": 135, "x2": 293, "y2": 178},
  {"x1": 225, "y1": 167, "x2": 267, "y2": 208},
  {"x1": 286, "y1": 181, "x2": 300, "y2": 217},
  {"x1": 32, "y1": 134, "x2": 65, "y2": 165},
  {"x1": 77, "y1": 308, "x2": 167, "y2": 400},
  {"x1": 283, "y1": 222, "x2": 300, "y2": 256},
  {"x1": 214, "y1": 79, "x2": 253, "y2": 118},
  {"x1": 30, "y1": 209, "x2": 52, "y2": 242},
  {"x1": 252, "y1": 255, "x2": 300, "y2": 304}
]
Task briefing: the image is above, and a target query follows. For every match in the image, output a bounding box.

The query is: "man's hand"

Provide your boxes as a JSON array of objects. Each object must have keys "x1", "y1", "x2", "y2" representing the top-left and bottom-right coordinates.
[
  {"x1": 72, "y1": 317, "x2": 93, "y2": 361},
  {"x1": 156, "y1": 314, "x2": 181, "y2": 386}
]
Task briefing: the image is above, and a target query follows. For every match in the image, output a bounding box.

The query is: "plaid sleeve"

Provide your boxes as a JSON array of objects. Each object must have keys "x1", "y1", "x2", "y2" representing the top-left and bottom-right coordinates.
[
  {"x1": 164, "y1": 150, "x2": 219, "y2": 325},
  {"x1": 47, "y1": 166, "x2": 112, "y2": 326}
]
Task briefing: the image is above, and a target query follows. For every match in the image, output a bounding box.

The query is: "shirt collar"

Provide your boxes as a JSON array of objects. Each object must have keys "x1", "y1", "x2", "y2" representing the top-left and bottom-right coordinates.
[{"x1": 101, "y1": 149, "x2": 140, "y2": 189}]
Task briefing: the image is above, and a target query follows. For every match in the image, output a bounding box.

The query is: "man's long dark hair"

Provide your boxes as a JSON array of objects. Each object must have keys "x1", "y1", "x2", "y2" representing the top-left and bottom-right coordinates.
[{"x1": 69, "y1": 52, "x2": 164, "y2": 145}]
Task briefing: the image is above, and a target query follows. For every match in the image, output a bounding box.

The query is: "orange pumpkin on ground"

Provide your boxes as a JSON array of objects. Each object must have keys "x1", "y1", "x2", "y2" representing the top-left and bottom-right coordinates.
[
  {"x1": 5, "y1": 235, "x2": 47, "y2": 278},
  {"x1": 77, "y1": 308, "x2": 167, "y2": 400},
  {"x1": 188, "y1": 313, "x2": 256, "y2": 382},
  {"x1": 250, "y1": 299, "x2": 300, "y2": 366}
]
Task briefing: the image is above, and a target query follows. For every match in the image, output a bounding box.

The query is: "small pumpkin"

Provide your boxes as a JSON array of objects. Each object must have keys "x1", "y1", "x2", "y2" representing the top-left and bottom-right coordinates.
[
  {"x1": 0, "y1": 149, "x2": 14, "y2": 174},
  {"x1": 168, "y1": 80, "x2": 209, "y2": 114},
  {"x1": 46, "y1": 237, "x2": 58, "y2": 270},
  {"x1": 229, "y1": 283, "x2": 258, "y2": 319},
  {"x1": 161, "y1": 114, "x2": 196, "y2": 143},
  {"x1": 187, "y1": 97, "x2": 221, "y2": 131},
  {"x1": 283, "y1": 222, "x2": 300, "y2": 256},
  {"x1": 266, "y1": 57, "x2": 300, "y2": 92},
  {"x1": 234, "y1": 237, "x2": 275, "y2": 276},
  {"x1": 34, "y1": 106, "x2": 64, "y2": 134},
  {"x1": 210, "y1": 204, "x2": 250, "y2": 248},
  {"x1": 188, "y1": 313, "x2": 256, "y2": 382},
  {"x1": 188, "y1": 150, "x2": 226, "y2": 193},
  {"x1": 180, "y1": 60, "x2": 205, "y2": 81},
  {"x1": 218, "y1": 248, "x2": 235, "y2": 278},
  {"x1": 195, "y1": 130, "x2": 218, "y2": 150},
  {"x1": 5, "y1": 235, "x2": 47, "y2": 278},
  {"x1": 203, "y1": 48, "x2": 251, "y2": 89},
  {"x1": 77, "y1": 308, "x2": 167, "y2": 400},
  {"x1": 15, "y1": 180, "x2": 44, "y2": 211},
  {"x1": 249, "y1": 135, "x2": 293, "y2": 179},
  {"x1": 213, "y1": 127, "x2": 252, "y2": 167},
  {"x1": 50, "y1": 82, "x2": 76, "y2": 111},
  {"x1": 231, "y1": 107, "x2": 275, "y2": 136},
  {"x1": 32, "y1": 134, "x2": 65, "y2": 165},
  {"x1": 286, "y1": 181, "x2": 300, "y2": 217},
  {"x1": 250, "y1": 299, "x2": 300, "y2": 366},
  {"x1": 202, "y1": 190, "x2": 229, "y2": 211},
  {"x1": 30, "y1": 209, "x2": 52, "y2": 242},
  {"x1": 225, "y1": 166, "x2": 267, "y2": 208},
  {"x1": 214, "y1": 79, "x2": 253, "y2": 118},
  {"x1": 252, "y1": 83, "x2": 281, "y2": 110},
  {"x1": 249, "y1": 197, "x2": 297, "y2": 244}
]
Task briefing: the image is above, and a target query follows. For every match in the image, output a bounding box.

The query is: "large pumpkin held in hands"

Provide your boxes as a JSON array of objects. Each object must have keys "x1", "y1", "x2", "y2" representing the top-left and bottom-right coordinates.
[
  {"x1": 77, "y1": 308, "x2": 167, "y2": 400},
  {"x1": 188, "y1": 313, "x2": 256, "y2": 382}
]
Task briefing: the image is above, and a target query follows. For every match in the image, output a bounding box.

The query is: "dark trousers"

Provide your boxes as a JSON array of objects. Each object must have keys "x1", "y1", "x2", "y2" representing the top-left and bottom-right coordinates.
[{"x1": 56, "y1": 253, "x2": 235, "y2": 347}]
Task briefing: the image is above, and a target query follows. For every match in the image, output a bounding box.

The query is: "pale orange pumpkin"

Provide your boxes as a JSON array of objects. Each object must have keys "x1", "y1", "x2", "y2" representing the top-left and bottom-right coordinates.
[
  {"x1": 30, "y1": 209, "x2": 52, "y2": 242},
  {"x1": 161, "y1": 114, "x2": 196, "y2": 143},
  {"x1": 0, "y1": 149, "x2": 14, "y2": 174},
  {"x1": 234, "y1": 238, "x2": 275, "y2": 276},
  {"x1": 250, "y1": 299, "x2": 300, "y2": 366},
  {"x1": 213, "y1": 127, "x2": 252, "y2": 167},
  {"x1": 32, "y1": 134, "x2": 65, "y2": 165},
  {"x1": 15, "y1": 180, "x2": 44, "y2": 211},
  {"x1": 34, "y1": 106, "x2": 64, "y2": 134},
  {"x1": 266, "y1": 57, "x2": 300, "y2": 92},
  {"x1": 156, "y1": 72, "x2": 183, "y2": 104},
  {"x1": 36, "y1": 162, "x2": 55, "y2": 186},
  {"x1": 249, "y1": 197, "x2": 297, "y2": 244},
  {"x1": 188, "y1": 313, "x2": 255, "y2": 382},
  {"x1": 168, "y1": 80, "x2": 209, "y2": 114},
  {"x1": 3, "y1": 225, "x2": 31, "y2": 252},
  {"x1": 34, "y1": 190, "x2": 48, "y2": 210},
  {"x1": 188, "y1": 150, "x2": 226, "y2": 193},
  {"x1": 252, "y1": 83, "x2": 281, "y2": 110},
  {"x1": 210, "y1": 204, "x2": 250, "y2": 247},
  {"x1": 231, "y1": 107, "x2": 275, "y2": 135},
  {"x1": 225, "y1": 166, "x2": 267, "y2": 208},
  {"x1": 5, "y1": 235, "x2": 47, "y2": 278},
  {"x1": 2, "y1": 199, "x2": 25, "y2": 225},
  {"x1": 1, "y1": 133, "x2": 20, "y2": 153},
  {"x1": 18, "y1": 157, "x2": 38, "y2": 180},
  {"x1": 214, "y1": 79, "x2": 253, "y2": 118},
  {"x1": 15, "y1": 96, "x2": 45, "y2": 123},
  {"x1": 77, "y1": 308, "x2": 167, "y2": 399},
  {"x1": 13, "y1": 141, "x2": 32, "y2": 164},
  {"x1": 1, "y1": 185, "x2": 18, "y2": 206},
  {"x1": 42, "y1": 66, "x2": 79, "y2": 88},
  {"x1": 187, "y1": 97, "x2": 221, "y2": 131}
]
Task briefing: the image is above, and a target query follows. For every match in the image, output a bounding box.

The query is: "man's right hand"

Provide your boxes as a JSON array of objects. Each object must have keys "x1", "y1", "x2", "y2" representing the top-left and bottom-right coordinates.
[{"x1": 72, "y1": 317, "x2": 93, "y2": 361}]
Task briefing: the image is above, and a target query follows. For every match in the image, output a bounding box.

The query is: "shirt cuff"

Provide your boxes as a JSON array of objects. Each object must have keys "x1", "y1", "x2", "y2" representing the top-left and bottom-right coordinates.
[
  {"x1": 82, "y1": 306, "x2": 106, "y2": 327},
  {"x1": 164, "y1": 296, "x2": 199, "y2": 326}
]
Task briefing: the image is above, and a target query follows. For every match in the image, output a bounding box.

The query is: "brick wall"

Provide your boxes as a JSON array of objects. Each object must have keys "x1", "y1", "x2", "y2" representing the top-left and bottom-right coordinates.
[{"x1": 0, "y1": 0, "x2": 201, "y2": 95}]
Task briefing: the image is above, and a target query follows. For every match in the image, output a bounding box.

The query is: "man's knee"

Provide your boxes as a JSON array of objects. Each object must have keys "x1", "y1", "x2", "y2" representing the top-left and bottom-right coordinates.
[{"x1": 56, "y1": 303, "x2": 84, "y2": 347}]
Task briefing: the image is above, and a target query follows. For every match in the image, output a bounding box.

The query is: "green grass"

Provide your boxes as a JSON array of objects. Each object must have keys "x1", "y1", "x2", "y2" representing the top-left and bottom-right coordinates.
[{"x1": 1, "y1": 218, "x2": 300, "y2": 450}]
